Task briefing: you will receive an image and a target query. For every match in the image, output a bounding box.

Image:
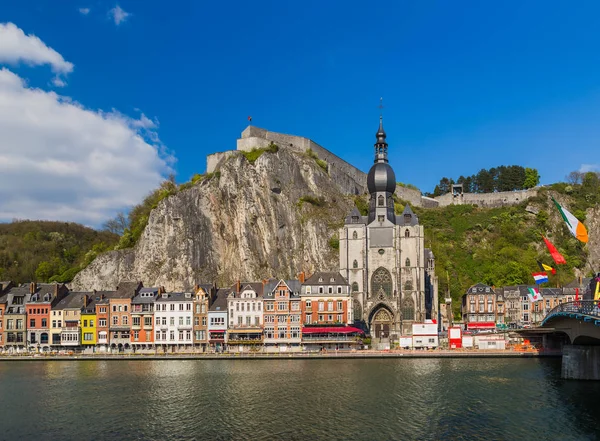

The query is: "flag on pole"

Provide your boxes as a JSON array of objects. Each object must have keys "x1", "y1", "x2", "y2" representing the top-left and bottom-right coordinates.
[
  {"x1": 532, "y1": 272, "x2": 549, "y2": 284},
  {"x1": 552, "y1": 197, "x2": 588, "y2": 243},
  {"x1": 542, "y1": 236, "x2": 567, "y2": 265},
  {"x1": 575, "y1": 287, "x2": 579, "y2": 302},
  {"x1": 537, "y1": 260, "x2": 556, "y2": 275},
  {"x1": 595, "y1": 277, "x2": 600, "y2": 301},
  {"x1": 248, "y1": 116, "x2": 252, "y2": 122},
  {"x1": 527, "y1": 287, "x2": 543, "y2": 302}
]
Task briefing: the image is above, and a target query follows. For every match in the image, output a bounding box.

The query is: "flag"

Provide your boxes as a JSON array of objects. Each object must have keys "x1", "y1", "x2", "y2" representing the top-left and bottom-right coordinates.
[
  {"x1": 543, "y1": 236, "x2": 567, "y2": 265},
  {"x1": 595, "y1": 277, "x2": 600, "y2": 301},
  {"x1": 552, "y1": 197, "x2": 588, "y2": 243},
  {"x1": 532, "y1": 272, "x2": 549, "y2": 284},
  {"x1": 575, "y1": 287, "x2": 579, "y2": 302},
  {"x1": 537, "y1": 260, "x2": 556, "y2": 275},
  {"x1": 527, "y1": 287, "x2": 543, "y2": 302},
  {"x1": 248, "y1": 116, "x2": 252, "y2": 122}
]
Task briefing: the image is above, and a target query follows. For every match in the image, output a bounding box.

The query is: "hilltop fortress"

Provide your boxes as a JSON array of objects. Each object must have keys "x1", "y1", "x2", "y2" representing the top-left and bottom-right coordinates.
[{"x1": 207, "y1": 126, "x2": 538, "y2": 208}]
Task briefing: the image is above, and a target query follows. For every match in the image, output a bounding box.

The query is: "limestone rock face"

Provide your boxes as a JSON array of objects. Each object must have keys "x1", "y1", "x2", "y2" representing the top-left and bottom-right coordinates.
[{"x1": 71, "y1": 149, "x2": 358, "y2": 291}]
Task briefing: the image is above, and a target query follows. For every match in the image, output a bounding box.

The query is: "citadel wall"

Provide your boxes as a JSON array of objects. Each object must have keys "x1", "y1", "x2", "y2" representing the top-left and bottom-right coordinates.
[{"x1": 206, "y1": 125, "x2": 538, "y2": 208}]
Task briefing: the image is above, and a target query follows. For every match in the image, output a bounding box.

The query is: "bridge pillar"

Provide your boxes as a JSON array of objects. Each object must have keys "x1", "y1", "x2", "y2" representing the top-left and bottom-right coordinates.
[{"x1": 562, "y1": 345, "x2": 600, "y2": 380}]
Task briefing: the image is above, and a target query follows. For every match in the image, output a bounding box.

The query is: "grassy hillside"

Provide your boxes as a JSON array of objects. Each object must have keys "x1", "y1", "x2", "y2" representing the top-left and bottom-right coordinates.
[
  {"x1": 413, "y1": 186, "x2": 595, "y2": 318},
  {"x1": 0, "y1": 221, "x2": 118, "y2": 284}
]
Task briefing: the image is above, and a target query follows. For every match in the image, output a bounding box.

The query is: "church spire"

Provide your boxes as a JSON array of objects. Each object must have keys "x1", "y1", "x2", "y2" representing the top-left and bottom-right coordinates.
[{"x1": 374, "y1": 98, "x2": 388, "y2": 163}]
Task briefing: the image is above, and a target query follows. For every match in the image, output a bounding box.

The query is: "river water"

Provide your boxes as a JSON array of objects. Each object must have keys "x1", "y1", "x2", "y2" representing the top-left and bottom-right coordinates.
[{"x1": 0, "y1": 358, "x2": 599, "y2": 440}]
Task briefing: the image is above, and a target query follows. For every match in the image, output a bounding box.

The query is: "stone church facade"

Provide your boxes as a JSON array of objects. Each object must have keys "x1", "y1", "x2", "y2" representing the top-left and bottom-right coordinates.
[{"x1": 339, "y1": 117, "x2": 438, "y2": 339}]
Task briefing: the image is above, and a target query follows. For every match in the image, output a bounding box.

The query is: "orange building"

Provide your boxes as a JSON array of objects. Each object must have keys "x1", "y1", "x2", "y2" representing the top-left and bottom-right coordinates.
[
  {"x1": 262, "y1": 279, "x2": 302, "y2": 352},
  {"x1": 25, "y1": 283, "x2": 69, "y2": 351},
  {"x1": 131, "y1": 286, "x2": 162, "y2": 350}
]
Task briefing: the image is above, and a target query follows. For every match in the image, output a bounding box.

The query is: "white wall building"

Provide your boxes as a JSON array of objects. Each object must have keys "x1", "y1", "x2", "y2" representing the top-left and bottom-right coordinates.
[
  {"x1": 154, "y1": 292, "x2": 194, "y2": 350},
  {"x1": 208, "y1": 289, "x2": 228, "y2": 351}
]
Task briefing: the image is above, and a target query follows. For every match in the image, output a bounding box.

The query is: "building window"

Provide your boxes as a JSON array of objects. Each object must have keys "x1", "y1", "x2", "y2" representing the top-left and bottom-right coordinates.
[
  {"x1": 122, "y1": 316, "x2": 128, "y2": 325},
  {"x1": 402, "y1": 298, "x2": 415, "y2": 321},
  {"x1": 170, "y1": 331, "x2": 175, "y2": 341},
  {"x1": 405, "y1": 258, "x2": 410, "y2": 267},
  {"x1": 352, "y1": 282, "x2": 359, "y2": 292},
  {"x1": 29, "y1": 319, "x2": 35, "y2": 328},
  {"x1": 328, "y1": 301, "x2": 333, "y2": 311},
  {"x1": 99, "y1": 319, "x2": 106, "y2": 327},
  {"x1": 305, "y1": 314, "x2": 312, "y2": 323},
  {"x1": 156, "y1": 331, "x2": 160, "y2": 341},
  {"x1": 112, "y1": 316, "x2": 118, "y2": 325},
  {"x1": 202, "y1": 317, "x2": 207, "y2": 326},
  {"x1": 404, "y1": 281, "x2": 413, "y2": 291},
  {"x1": 371, "y1": 267, "x2": 393, "y2": 297},
  {"x1": 352, "y1": 231, "x2": 358, "y2": 239},
  {"x1": 378, "y1": 195, "x2": 384, "y2": 206},
  {"x1": 405, "y1": 229, "x2": 410, "y2": 238},
  {"x1": 378, "y1": 215, "x2": 384, "y2": 223},
  {"x1": 337, "y1": 301, "x2": 343, "y2": 310},
  {"x1": 132, "y1": 317, "x2": 140, "y2": 326},
  {"x1": 318, "y1": 302, "x2": 324, "y2": 311}
]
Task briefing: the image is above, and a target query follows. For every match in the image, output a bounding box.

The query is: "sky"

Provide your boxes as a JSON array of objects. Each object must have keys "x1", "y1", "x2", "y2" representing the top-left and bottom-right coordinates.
[{"x1": 1, "y1": 1, "x2": 600, "y2": 226}]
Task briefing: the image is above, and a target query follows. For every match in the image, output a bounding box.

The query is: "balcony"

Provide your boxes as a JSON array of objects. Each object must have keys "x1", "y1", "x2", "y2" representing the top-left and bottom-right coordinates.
[
  {"x1": 177, "y1": 324, "x2": 193, "y2": 330},
  {"x1": 227, "y1": 338, "x2": 263, "y2": 345},
  {"x1": 302, "y1": 335, "x2": 361, "y2": 343},
  {"x1": 109, "y1": 325, "x2": 130, "y2": 331}
]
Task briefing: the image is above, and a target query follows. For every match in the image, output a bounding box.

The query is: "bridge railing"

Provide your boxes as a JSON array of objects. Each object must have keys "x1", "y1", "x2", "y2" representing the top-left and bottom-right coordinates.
[{"x1": 543, "y1": 300, "x2": 600, "y2": 323}]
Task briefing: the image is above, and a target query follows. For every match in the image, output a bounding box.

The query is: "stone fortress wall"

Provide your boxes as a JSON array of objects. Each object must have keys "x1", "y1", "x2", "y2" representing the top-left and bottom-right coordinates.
[{"x1": 206, "y1": 126, "x2": 538, "y2": 207}]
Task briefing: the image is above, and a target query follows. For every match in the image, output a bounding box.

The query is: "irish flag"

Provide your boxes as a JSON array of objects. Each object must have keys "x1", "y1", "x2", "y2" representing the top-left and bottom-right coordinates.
[
  {"x1": 552, "y1": 197, "x2": 588, "y2": 243},
  {"x1": 528, "y1": 287, "x2": 543, "y2": 302},
  {"x1": 532, "y1": 272, "x2": 549, "y2": 284}
]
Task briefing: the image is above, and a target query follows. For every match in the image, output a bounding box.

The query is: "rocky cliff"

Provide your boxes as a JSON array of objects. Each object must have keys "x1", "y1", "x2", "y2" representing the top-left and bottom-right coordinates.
[{"x1": 71, "y1": 148, "x2": 358, "y2": 291}]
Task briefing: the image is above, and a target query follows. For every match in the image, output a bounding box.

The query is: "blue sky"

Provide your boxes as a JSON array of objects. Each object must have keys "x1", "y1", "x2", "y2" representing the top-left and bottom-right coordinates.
[{"x1": 1, "y1": 1, "x2": 600, "y2": 224}]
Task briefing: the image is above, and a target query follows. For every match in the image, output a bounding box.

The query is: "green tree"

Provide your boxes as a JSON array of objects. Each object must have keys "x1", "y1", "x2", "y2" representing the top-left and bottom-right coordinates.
[{"x1": 523, "y1": 168, "x2": 540, "y2": 189}]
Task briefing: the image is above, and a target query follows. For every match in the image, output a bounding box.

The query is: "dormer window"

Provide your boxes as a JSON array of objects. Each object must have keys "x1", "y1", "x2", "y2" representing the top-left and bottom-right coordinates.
[
  {"x1": 352, "y1": 216, "x2": 359, "y2": 223},
  {"x1": 329, "y1": 277, "x2": 335, "y2": 283},
  {"x1": 318, "y1": 277, "x2": 323, "y2": 283},
  {"x1": 404, "y1": 214, "x2": 411, "y2": 223}
]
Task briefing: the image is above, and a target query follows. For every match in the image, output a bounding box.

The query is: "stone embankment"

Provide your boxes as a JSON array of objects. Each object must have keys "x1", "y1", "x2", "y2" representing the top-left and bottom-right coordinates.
[{"x1": 0, "y1": 350, "x2": 561, "y2": 361}]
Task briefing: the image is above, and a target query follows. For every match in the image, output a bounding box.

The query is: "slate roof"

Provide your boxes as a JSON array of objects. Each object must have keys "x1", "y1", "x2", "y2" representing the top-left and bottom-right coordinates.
[
  {"x1": 209, "y1": 289, "x2": 229, "y2": 312},
  {"x1": 115, "y1": 281, "x2": 143, "y2": 298},
  {"x1": 232, "y1": 282, "x2": 264, "y2": 297},
  {"x1": 62, "y1": 292, "x2": 90, "y2": 310},
  {"x1": 94, "y1": 291, "x2": 118, "y2": 304},
  {"x1": 27, "y1": 283, "x2": 68, "y2": 304},
  {"x1": 540, "y1": 287, "x2": 563, "y2": 297},
  {"x1": 82, "y1": 298, "x2": 97, "y2": 314},
  {"x1": 303, "y1": 272, "x2": 348, "y2": 286},
  {"x1": 465, "y1": 283, "x2": 495, "y2": 294},
  {"x1": 155, "y1": 292, "x2": 194, "y2": 302},
  {"x1": 399, "y1": 204, "x2": 419, "y2": 226},
  {"x1": 263, "y1": 279, "x2": 301, "y2": 299},
  {"x1": 3, "y1": 286, "x2": 31, "y2": 314},
  {"x1": 344, "y1": 207, "x2": 367, "y2": 225},
  {"x1": 133, "y1": 287, "x2": 160, "y2": 304}
]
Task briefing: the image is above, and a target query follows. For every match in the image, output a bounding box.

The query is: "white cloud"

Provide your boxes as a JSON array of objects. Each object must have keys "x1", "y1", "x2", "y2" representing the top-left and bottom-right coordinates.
[
  {"x1": 579, "y1": 164, "x2": 599, "y2": 173},
  {"x1": 108, "y1": 5, "x2": 131, "y2": 25},
  {"x1": 0, "y1": 68, "x2": 174, "y2": 226},
  {"x1": 0, "y1": 22, "x2": 74, "y2": 87},
  {"x1": 79, "y1": 8, "x2": 91, "y2": 15}
]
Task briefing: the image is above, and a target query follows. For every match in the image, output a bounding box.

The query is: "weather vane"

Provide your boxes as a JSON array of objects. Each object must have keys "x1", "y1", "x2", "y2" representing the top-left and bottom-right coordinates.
[{"x1": 379, "y1": 97, "x2": 384, "y2": 117}]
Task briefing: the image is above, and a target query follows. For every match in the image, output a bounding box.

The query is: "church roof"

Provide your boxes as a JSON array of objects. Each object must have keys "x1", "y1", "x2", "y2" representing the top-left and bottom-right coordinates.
[
  {"x1": 399, "y1": 204, "x2": 419, "y2": 226},
  {"x1": 345, "y1": 207, "x2": 367, "y2": 224}
]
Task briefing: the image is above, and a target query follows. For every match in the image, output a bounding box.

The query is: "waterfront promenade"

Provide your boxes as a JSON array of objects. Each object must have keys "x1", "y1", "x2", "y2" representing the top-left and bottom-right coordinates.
[{"x1": 0, "y1": 348, "x2": 561, "y2": 360}]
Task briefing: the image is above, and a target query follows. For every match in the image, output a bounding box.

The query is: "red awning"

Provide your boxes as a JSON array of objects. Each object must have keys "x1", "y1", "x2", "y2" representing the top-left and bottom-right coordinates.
[
  {"x1": 467, "y1": 322, "x2": 496, "y2": 329},
  {"x1": 302, "y1": 326, "x2": 364, "y2": 335},
  {"x1": 210, "y1": 330, "x2": 225, "y2": 333}
]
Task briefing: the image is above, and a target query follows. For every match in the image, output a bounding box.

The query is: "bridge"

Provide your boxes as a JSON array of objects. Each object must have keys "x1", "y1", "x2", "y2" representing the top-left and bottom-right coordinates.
[{"x1": 524, "y1": 301, "x2": 600, "y2": 379}]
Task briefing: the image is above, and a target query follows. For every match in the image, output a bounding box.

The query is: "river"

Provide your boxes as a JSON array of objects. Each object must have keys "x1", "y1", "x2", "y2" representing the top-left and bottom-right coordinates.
[{"x1": 0, "y1": 358, "x2": 598, "y2": 440}]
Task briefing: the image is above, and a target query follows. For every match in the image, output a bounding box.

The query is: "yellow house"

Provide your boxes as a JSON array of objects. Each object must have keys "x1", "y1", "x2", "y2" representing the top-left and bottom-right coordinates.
[{"x1": 81, "y1": 296, "x2": 97, "y2": 347}]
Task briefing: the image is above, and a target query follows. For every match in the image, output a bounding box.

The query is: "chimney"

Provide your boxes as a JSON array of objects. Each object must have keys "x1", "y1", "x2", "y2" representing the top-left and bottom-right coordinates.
[
  {"x1": 54, "y1": 283, "x2": 59, "y2": 298},
  {"x1": 298, "y1": 272, "x2": 305, "y2": 284},
  {"x1": 236, "y1": 280, "x2": 241, "y2": 293},
  {"x1": 84, "y1": 295, "x2": 88, "y2": 308},
  {"x1": 194, "y1": 284, "x2": 199, "y2": 292},
  {"x1": 159, "y1": 286, "x2": 165, "y2": 295},
  {"x1": 30, "y1": 282, "x2": 37, "y2": 295}
]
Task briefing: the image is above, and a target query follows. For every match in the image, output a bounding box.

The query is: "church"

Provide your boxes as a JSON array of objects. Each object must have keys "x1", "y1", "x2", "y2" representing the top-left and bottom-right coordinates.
[{"x1": 339, "y1": 117, "x2": 438, "y2": 339}]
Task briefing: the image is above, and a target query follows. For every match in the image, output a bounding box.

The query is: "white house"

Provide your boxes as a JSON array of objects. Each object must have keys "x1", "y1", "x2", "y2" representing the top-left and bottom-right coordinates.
[
  {"x1": 154, "y1": 292, "x2": 194, "y2": 352},
  {"x1": 208, "y1": 289, "x2": 229, "y2": 352},
  {"x1": 226, "y1": 282, "x2": 264, "y2": 352}
]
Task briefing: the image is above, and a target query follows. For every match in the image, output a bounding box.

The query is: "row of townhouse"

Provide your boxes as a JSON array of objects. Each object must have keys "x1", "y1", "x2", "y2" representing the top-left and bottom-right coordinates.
[
  {"x1": 0, "y1": 272, "x2": 363, "y2": 353},
  {"x1": 461, "y1": 278, "x2": 593, "y2": 330}
]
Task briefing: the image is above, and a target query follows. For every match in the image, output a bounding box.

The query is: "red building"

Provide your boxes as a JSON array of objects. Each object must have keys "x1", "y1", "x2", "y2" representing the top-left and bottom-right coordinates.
[{"x1": 25, "y1": 283, "x2": 69, "y2": 351}]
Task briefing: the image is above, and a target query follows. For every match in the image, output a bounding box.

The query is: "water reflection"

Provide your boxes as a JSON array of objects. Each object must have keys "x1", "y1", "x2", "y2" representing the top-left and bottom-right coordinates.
[{"x1": 0, "y1": 359, "x2": 599, "y2": 440}]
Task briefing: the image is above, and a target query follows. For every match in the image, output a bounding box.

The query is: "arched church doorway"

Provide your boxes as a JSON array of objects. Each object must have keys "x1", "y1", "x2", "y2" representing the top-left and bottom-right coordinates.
[{"x1": 370, "y1": 306, "x2": 393, "y2": 339}]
